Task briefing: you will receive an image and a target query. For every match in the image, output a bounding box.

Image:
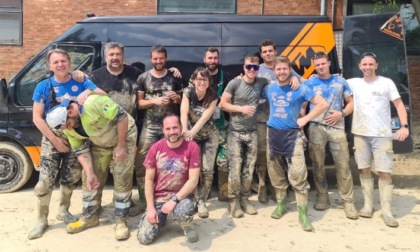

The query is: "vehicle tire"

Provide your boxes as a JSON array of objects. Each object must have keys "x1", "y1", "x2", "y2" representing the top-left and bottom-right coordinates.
[{"x1": 0, "y1": 141, "x2": 34, "y2": 193}]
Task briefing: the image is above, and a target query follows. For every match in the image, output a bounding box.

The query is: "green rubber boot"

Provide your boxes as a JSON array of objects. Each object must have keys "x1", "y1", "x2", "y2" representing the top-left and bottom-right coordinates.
[
  {"x1": 295, "y1": 191, "x2": 314, "y2": 232},
  {"x1": 271, "y1": 190, "x2": 287, "y2": 219}
]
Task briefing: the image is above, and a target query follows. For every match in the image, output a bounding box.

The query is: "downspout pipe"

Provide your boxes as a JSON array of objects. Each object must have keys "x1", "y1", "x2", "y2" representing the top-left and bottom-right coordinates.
[{"x1": 320, "y1": 0, "x2": 327, "y2": 16}]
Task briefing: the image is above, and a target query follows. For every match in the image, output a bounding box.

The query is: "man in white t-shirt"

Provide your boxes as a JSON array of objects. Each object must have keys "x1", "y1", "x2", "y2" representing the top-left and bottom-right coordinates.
[{"x1": 347, "y1": 52, "x2": 409, "y2": 228}]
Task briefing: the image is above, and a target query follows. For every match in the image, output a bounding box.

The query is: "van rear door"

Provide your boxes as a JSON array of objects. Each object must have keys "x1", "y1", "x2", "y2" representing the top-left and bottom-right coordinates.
[{"x1": 343, "y1": 13, "x2": 413, "y2": 153}]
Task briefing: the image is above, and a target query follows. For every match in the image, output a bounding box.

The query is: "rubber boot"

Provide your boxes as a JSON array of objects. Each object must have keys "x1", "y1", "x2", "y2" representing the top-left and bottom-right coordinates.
[
  {"x1": 359, "y1": 177, "x2": 374, "y2": 218},
  {"x1": 56, "y1": 185, "x2": 79, "y2": 224},
  {"x1": 181, "y1": 224, "x2": 199, "y2": 243},
  {"x1": 314, "y1": 193, "x2": 330, "y2": 211},
  {"x1": 271, "y1": 190, "x2": 287, "y2": 219},
  {"x1": 240, "y1": 198, "x2": 257, "y2": 215},
  {"x1": 115, "y1": 218, "x2": 130, "y2": 240},
  {"x1": 379, "y1": 183, "x2": 399, "y2": 228},
  {"x1": 198, "y1": 178, "x2": 212, "y2": 218},
  {"x1": 343, "y1": 201, "x2": 358, "y2": 220},
  {"x1": 217, "y1": 163, "x2": 229, "y2": 202},
  {"x1": 295, "y1": 191, "x2": 314, "y2": 232},
  {"x1": 197, "y1": 199, "x2": 209, "y2": 218},
  {"x1": 28, "y1": 192, "x2": 52, "y2": 240},
  {"x1": 257, "y1": 167, "x2": 268, "y2": 204},
  {"x1": 229, "y1": 199, "x2": 244, "y2": 218},
  {"x1": 66, "y1": 216, "x2": 99, "y2": 234}
]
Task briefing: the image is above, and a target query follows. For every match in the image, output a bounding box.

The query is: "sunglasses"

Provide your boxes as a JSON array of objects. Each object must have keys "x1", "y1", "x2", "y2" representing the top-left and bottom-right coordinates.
[
  {"x1": 245, "y1": 64, "x2": 260, "y2": 71},
  {"x1": 360, "y1": 52, "x2": 377, "y2": 61}
]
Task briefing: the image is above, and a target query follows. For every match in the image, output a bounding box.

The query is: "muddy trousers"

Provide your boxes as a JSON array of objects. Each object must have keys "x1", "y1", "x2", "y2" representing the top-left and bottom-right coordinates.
[
  {"x1": 196, "y1": 132, "x2": 219, "y2": 203},
  {"x1": 266, "y1": 135, "x2": 310, "y2": 194},
  {"x1": 226, "y1": 130, "x2": 258, "y2": 200},
  {"x1": 216, "y1": 126, "x2": 229, "y2": 201},
  {"x1": 308, "y1": 123, "x2": 355, "y2": 203},
  {"x1": 81, "y1": 134, "x2": 136, "y2": 222},
  {"x1": 137, "y1": 195, "x2": 195, "y2": 245}
]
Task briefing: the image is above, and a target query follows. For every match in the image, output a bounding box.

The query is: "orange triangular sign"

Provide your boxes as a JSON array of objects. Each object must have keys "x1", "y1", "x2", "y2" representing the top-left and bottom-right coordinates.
[{"x1": 380, "y1": 12, "x2": 404, "y2": 41}]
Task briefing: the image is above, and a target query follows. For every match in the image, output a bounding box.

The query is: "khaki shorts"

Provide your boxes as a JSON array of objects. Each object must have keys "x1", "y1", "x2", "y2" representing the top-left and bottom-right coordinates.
[{"x1": 353, "y1": 135, "x2": 393, "y2": 173}]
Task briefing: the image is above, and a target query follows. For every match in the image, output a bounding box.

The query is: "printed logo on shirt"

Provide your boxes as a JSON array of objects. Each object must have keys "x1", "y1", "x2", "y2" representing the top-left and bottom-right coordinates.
[
  {"x1": 71, "y1": 85, "x2": 79, "y2": 92},
  {"x1": 104, "y1": 103, "x2": 110, "y2": 111}
]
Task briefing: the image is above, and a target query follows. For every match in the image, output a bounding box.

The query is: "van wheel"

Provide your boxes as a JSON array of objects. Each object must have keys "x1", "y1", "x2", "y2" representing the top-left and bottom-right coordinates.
[{"x1": 0, "y1": 142, "x2": 34, "y2": 193}]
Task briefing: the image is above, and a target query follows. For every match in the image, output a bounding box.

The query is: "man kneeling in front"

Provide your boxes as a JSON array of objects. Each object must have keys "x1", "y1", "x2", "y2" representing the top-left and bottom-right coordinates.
[{"x1": 137, "y1": 113, "x2": 201, "y2": 244}]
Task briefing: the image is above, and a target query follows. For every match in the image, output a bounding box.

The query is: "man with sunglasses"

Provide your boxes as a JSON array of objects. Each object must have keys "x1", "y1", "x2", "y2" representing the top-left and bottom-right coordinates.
[
  {"x1": 262, "y1": 56, "x2": 327, "y2": 231},
  {"x1": 303, "y1": 51, "x2": 358, "y2": 219},
  {"x1": 347, "y1": 52, "x2": 409, "y2": 227},
  {"x1": 219, "y1": 55, "x2": 269, "y2": 218},
  {"x1": 29, "y1": 49, "x2": 105, "y2": 240},
  {"x1": 46, "y1": 95, "x2": 137, "y2": 240}
]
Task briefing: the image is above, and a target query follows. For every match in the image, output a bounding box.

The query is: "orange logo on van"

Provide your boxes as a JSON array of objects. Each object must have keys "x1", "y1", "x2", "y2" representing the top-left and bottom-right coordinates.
[
  {"x1": 380, "y1": 12, "x2": 404, "y2": 41},
  {"x1": 280, "y1": 23, "x2": 336, "y2": 79}
]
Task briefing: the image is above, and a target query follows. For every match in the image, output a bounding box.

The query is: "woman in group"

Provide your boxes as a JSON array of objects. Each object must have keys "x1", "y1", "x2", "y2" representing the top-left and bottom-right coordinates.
[{"x1": 181, "y1": 67, "x2": 219, "y2": 218}]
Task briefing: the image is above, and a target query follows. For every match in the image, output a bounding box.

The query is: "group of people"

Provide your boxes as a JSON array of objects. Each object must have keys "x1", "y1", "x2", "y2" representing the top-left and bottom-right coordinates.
[{"x1": 28, "y1": 39, "x2": 409, "y2": 244}]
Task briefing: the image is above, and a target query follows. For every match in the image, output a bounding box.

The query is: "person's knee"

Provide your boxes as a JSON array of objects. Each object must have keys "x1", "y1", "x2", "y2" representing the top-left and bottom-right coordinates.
[{"x1": 34, "y1": 180, "x2": 51, "y2": 197}]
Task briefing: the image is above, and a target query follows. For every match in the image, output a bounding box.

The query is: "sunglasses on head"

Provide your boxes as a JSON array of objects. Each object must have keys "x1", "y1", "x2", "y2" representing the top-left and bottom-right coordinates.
[
  {"x1": 245, "y1": 64, "x2": 260, "y2": 71},
  {"x1": 360, "y1": 52, "x2": 377, "y2": 61}
]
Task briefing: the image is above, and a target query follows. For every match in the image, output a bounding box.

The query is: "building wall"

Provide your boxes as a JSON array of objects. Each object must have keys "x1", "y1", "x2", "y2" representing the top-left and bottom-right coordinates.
[{"x1": 1, "y1": 0, "x2": 418, "y2": 120}]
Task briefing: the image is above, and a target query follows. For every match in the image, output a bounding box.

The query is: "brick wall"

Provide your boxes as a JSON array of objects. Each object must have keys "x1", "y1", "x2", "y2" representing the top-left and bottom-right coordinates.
[
  {"x1": 0, "y1": 0, "x2": 156, "y2": 80},
  {"x1": 408, "y1": 55, "x2": 420, "y2": 121}
]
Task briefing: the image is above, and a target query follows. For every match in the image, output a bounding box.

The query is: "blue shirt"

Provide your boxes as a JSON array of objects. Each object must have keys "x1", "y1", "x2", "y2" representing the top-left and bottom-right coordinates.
[
  {"x1": 262, "y1": 82, "x2": 315, "y2": 129},
  {"x1": 32, "y1": 76, "x2": 98, "y2": 116},
  {"x1": 304, "y1": 75, "x2": 352, "y2": 129}
]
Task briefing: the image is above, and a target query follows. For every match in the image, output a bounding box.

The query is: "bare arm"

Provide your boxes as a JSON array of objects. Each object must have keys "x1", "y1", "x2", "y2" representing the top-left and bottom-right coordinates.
[
  {"x1": 113, "y1": 115, "x2": 128, "y2": 162},
  {"x1": 161, "y1": 168, "x2": 200, "y2": 215},
  {"x1": 184, "y1": 100, "x2": 218, "y2": 140},
  {"x1": 32, "y1": 102, "x2": 69, "y2": 153},
  {"x1": 180, "y1": 93, "x2": 190, "y2": 134},
  {"x1": 137, "y1": 91, "x2": 169, "y2": 109},
  {"x1": 324, "y1": 95, "x2": 354, "y2": 126},
  {"x1": 393, "y1": 98, "x2": 409, "y2": 141},
  {"x1": 219, "y1": 91, "x2": 255, "y2": 116},
  {"x1": 297, "y1": 94, "x2": 328, "y2": 128},
  {"x1": 145, "y1": 167, "x2": 159, "y2": 224},
  {"x1": 76, "y1": 152, "x2": 99, "y2": 191},
  {"x1": 76, "y1": 87, "x2": 107, "y2": 104}
]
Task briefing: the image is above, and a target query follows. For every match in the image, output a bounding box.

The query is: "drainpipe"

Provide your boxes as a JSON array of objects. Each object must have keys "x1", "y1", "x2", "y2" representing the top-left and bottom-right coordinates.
[
  {"x1": 261, "y1": 0, "x2": 264, "y2": 15},
  {"x1": 331, "y1": 0, "x2": 335, "y2": 28},
  {"x1": 320, "y1": 0, "x2": 327, "y2": 15}
]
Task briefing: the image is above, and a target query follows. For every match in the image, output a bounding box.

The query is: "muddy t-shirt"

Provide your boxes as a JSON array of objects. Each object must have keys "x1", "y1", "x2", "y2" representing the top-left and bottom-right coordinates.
[
  {"x1": 137, "y1": 70, "x2": 183, "y2": 129},
  {"x1": 90, "y1": 65, "x2": 142, "y2": 117},
  {"x1": 223, "y1": 77, "x2": 268, "y2": 132},
  {"x1": 183, "y1": 86, "x2": 219, "y2": 141},
  {"x1": 144, "y1": 138, "x2": 201, "y2": 202}
]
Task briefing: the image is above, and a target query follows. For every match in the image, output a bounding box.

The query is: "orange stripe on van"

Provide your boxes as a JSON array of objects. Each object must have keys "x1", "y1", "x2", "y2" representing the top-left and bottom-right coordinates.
[
  {"x1": 26, "y1": 146, "x2": 41, "y2": 170},
  {"x1": 280, "y1": 23, "x2": 336, "y2": 79}
]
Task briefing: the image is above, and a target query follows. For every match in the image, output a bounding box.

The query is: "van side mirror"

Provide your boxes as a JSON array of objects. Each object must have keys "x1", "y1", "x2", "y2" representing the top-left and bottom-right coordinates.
[{"x1": 0, "y1": 78, "x2": 8, "y2": 105}]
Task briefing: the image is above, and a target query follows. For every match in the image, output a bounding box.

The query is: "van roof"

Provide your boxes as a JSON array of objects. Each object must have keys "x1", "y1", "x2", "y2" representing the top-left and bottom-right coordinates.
[{"x1": 78, "y1": 15, "x2": 331, "y2": 24}]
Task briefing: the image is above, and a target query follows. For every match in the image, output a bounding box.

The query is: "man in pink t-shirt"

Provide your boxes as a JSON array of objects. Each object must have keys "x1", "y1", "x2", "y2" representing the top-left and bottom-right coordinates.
[{"x1": 137, "y1": 114, "x2": 201, "y2": 245}]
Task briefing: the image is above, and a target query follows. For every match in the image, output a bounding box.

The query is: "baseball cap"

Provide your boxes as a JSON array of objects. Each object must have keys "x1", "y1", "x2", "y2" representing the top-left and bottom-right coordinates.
[{"x1": 46, "y1": 99, "x2": 71, "y2": 129}]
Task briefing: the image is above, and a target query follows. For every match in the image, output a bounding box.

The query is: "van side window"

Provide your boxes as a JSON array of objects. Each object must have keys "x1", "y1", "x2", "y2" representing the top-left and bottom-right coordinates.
[{"x1": 15, "y1": 45, "x2": 95, "y2": 106}]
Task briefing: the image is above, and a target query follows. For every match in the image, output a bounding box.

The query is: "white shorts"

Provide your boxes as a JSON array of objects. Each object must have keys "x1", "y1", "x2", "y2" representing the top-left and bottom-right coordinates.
[{"x1": 353, "y1": 135, "x2": 394, "y2": 173}]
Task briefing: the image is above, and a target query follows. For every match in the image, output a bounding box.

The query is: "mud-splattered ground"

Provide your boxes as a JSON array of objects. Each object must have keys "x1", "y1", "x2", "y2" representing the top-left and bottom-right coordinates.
[{"x1": 0, "y1": 185, "x2": 419, "y2": 252}]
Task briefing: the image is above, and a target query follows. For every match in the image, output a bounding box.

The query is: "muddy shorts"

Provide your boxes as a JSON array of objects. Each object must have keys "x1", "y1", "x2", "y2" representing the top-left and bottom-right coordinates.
[{"x1": 353, "y1": 135, "x2": 393, "y2": 173}]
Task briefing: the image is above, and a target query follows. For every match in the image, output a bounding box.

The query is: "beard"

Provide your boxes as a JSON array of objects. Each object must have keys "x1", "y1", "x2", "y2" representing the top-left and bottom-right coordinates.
[{"x1": 166, "y1": 133, "x2": 182, "y2": 143}]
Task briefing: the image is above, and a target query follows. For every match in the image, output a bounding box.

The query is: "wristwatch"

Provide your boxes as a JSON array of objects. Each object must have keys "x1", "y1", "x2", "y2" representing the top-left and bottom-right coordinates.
[
  {"x1": 401, "y1": 124, "x2": 409, "y2": 128},
  {"x1": 171, "y1": 195, "x2": 180, "y2": 203}
]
